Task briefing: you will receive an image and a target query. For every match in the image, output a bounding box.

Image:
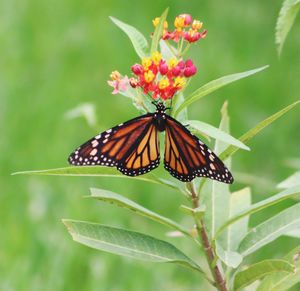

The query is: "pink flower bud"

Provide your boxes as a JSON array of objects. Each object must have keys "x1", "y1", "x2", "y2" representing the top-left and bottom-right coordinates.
[
  {"x1": 172, "y1": 66, "x2": 181, "y2": 77},
  {"x1": 131, "y1": 64, "x2": 143, "y2": 75},
  {"x1": 179, "y1": 14, "x2": 193, "y2": 26},
  {"x1": 159, "y1": 61, "x2": 169, "y2": 75},
  {"x1": 177, "y1": 60, "x2": 185, "y2": 69},
  {"x1": 129, "y1": 77, "x2": 138, "y2": 88},
  {"x1": 185, "y1": 59, "x2": 194, "y2": 67},
  {"x1": 184, "y1": 65, "x2": 197, "y2": 77}
]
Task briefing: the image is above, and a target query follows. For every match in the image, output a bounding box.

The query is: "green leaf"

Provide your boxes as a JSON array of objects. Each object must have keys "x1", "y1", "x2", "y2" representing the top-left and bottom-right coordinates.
[
  {"x1": 215, "y1": 241, "x2": 243, "y2": 268},
  {"x1": 239, "y1": 203, "x2": 300, "y2": 257},
  {"x1": 173, "y1": 66, "x2": 268, "y2": 117},
  {"x1": 188, "y1": 120, "x2": 250, "y2": 151},
  {"x1": 227, "y1": 187, "x2": 251, "y2": 253},
  {"x1": 257, "y1": 246, "x2": 300, "y2": 291},
  {"x1": 150, "y1": 8, "x2": 169, "y2": 53},
  {"x1": 234, "y1": 259, "x2": 295, "y2": 291},
  {"x1": 277, "y1": 171, "x2": 300, "y2": 189},
  {"x1": 12, "y1": 166, "x2": 185, "y2": 194},
  {"x1": 215, "y1": 186, "x2": 300, "y2": 240},
  {"x1": 202, "y1": 102, "x2": 231, "y2": 241},
  {"x1": 63, "y1": 220, "x2": 204, "y2": 274},
  {"x1": 215, "y1": 188, "x2": 251, "y2": 269},
  {"x1": 110, "y1": 16, "x2": 149, "y2": 59},
  {"x1": 172, "y1": 93, "x2": 188, "y2": 122},
  {"x1": 220, "y1": 100, "x2": 300, "y2": 161},
  {"x1": 284, "y1": 228, "x2": 300, "y2": 238},
  {"x1": 276, "y1": 0, "x2": 300, "y2": 56},
  {"x1": 159, "y1": 39, "x2": 177, "y2": 59},
  {"x1": 89, "y1": 188, "x2": 191, "y2": 236}
]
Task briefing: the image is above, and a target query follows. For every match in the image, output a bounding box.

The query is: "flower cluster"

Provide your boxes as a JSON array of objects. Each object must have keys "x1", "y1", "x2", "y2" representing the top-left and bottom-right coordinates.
[
  {"x1": 107, "y1": 13, "x2": 205, "y2": 101},
  {"x1": 153, "y1": 13, "x2": 207, "y2": 43},
  {"x1": 130, "y1": 51, "x2": 197, "y2": 100}
]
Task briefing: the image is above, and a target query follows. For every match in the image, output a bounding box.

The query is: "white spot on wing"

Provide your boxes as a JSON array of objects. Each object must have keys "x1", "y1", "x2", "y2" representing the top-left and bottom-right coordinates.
[{"x1": 90, "y1": 149, "x2": 97, "y2": 156}]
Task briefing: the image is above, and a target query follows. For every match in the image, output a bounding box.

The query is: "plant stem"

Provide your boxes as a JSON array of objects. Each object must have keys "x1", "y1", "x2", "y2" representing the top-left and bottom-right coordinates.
[
  {"x1": 187, "y1": 182, "x2": 227, "y2": 291},
  {"x1": 181, "y1": 43, "x2": 191, "y2": 57}
]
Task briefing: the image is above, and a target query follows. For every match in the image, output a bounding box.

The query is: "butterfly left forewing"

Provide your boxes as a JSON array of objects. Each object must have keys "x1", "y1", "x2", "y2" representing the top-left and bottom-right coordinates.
[
  {"x1": 164, "y1": 115, "x2": 234, "y2": 183},
  {"x1": 68, "y1": 114, "x2": 154, "y2": 167}
]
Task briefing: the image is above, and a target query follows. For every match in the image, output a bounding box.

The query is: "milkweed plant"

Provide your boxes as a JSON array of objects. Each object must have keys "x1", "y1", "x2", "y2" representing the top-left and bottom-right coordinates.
[{"x1": 16, "y1": 8, "x2": 300, "y2": 291}]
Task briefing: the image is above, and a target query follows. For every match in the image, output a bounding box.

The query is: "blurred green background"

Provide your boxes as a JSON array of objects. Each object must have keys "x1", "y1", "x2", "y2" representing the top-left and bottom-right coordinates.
[{"x1": 1, "y1": 0, "x2": 300, "y2": 290}]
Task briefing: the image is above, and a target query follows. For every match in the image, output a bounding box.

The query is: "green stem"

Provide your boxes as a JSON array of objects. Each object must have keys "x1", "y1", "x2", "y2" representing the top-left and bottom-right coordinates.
[
  {"x1": 187, "y1": 182, "x2": 227, "y2": 291},
  {"x1": 181, "y1": 43, "x2": 191, "y2": 57},
  {"x1": 178, "y1": 38, "x2": 184, "y2": 56}
]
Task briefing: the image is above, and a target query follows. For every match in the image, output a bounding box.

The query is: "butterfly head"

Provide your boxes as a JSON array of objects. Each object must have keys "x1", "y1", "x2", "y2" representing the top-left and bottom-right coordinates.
[{"x1": 155, "y1": 102, "x2": 166, "y2": 114}]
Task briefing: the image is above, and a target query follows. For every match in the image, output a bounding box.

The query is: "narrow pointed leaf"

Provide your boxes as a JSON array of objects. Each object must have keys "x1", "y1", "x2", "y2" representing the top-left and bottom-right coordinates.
[
  {"x1": 215, "y1": 186, "x2": 300, "y2": 239},
  {"x1": 220, "y1": 100, "x2": 300, "y2": 161},
  {"x1": 63, "y1": 220, "x2": 204, "y2": 273},
  {"x1": 89, "y1": 188, "x2": 190, "y2": 236},
  {"x1": 277, "y1": 171, "x2": 300, "y2": 189},
  {"x1": 159, "y1": 39, "x2": 177, "y2": 59},
  {"x1": 203, "y1": 102, "x2": 231, "y2": 241},
  {"x1": 12, "y1": 166, "x2": 184, "y2": 194},
  {"x1": 227, "y1": 187, "x2": 251, "y2": 252},
  {"x1": 110, "y1": 16, "x2": 149, "y2": 59},
  {"x1": 151, "y1": 8, "x2": 169, "y2": 53},
  {"x1": 215, "y1": 241, "x2": 243, "y2": 268},
  {"x1": 239, "y1": 203, "x2": 300, "y2": 256},
  {"x1": 257, "y1": 246, "x2": 300, "y2": 291},
  {"x1": 172, "y1": 92, "x2": 188, "y2": 122},
  {"x1": 234, "y1": 260, "x2": 295, "y2": 291},
  {"x1": 188, "y1": 120, "x2": 250, "y2": 151},
  {"x1": 284, "y1": 229, "x2": 300, "y2": 238},
  {"x1": 276, "y1": 0, "x2": 300, "y2": 56},
  {"x1": 174, "y1": 66, "x2": 268, "y2": 117}
]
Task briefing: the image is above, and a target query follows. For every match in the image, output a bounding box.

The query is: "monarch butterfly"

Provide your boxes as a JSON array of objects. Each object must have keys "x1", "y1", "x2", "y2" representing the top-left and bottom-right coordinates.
[{"x1": 68, "y1": 102, "x2": 233, "y2": 183}]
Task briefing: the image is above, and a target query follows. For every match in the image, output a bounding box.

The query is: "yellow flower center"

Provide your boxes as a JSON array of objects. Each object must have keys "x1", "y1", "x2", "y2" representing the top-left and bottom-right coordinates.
[
  {"x1": 151, "y1": 51, "x2": 162, "y2": 65},
  {"x1": 110, "y1": 71, "x2": 121, "y2": 81},
  {"x1": 142, "y1": 57, "x2": 152, "y2": 70},
  {"x1": 152, "y1": 17, "x2": 168, "y2": 29},
  {"x1": 158, "y1": 78, "x2": 170, "y2": 89},
  {"x1": 192, "y1": 20, "x2": 203, "y2": 30},
  {"x1": 152, "y1": 17, "x2": 160, "y2": 27},
  {"x1": 174, "y1": 16, "x2": 185, "y2": 28},
  {"x1": 174, "y1": 77, "x2": 186, "y2": 88},
  {"x1": 144, "y1": 71, "x2": 155, "y2": 83},
  {"x1": 188, "y1": 29, "x2": 197, "y2": 37},
  {"x1": 168, "y1": 57, "x2": 179, "y2": 69}
]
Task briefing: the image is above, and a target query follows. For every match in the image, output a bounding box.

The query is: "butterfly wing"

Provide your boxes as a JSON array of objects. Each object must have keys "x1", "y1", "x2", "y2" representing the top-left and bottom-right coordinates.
[
  {"x1": 68, "y1": 113, "x2": 160, "y2": 176},
  {"x1": 164, "y1": 115, "x2": 233, "y2": 183}
]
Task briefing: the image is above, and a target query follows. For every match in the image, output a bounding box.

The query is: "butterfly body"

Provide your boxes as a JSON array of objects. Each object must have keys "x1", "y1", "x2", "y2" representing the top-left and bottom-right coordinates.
[{"x1": 68, "y1": 102, "x2": 233, "y2": 184}]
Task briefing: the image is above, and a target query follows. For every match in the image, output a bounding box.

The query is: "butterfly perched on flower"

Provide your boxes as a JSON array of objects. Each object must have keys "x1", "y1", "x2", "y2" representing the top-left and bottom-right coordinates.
[{"x1": 68, "y1": 102, "x2": 233, "y2": 184}]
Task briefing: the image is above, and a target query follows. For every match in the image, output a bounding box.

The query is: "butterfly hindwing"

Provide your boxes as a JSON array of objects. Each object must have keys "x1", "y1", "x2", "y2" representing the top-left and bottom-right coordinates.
[
  {"x1": 68, "y1": 113, "x2": 160, "y2": 176},
  {"x1": 164, "y1": 115, "x2": 233, "y2": 183},
  {"x1": 118, "y1": 122, "x2": 160, "y2": 176}
]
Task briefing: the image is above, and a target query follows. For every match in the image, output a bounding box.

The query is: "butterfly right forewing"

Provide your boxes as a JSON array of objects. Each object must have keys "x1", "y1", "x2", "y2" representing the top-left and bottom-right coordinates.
[{"x1": 164, "y1": 115, "x2": 233, "y2": 183}]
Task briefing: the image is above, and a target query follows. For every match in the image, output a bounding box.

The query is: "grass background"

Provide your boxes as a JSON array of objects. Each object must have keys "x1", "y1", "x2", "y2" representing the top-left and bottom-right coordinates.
[{"x1": 1, "y1": 0, "x2": 300, "y2": 290}]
